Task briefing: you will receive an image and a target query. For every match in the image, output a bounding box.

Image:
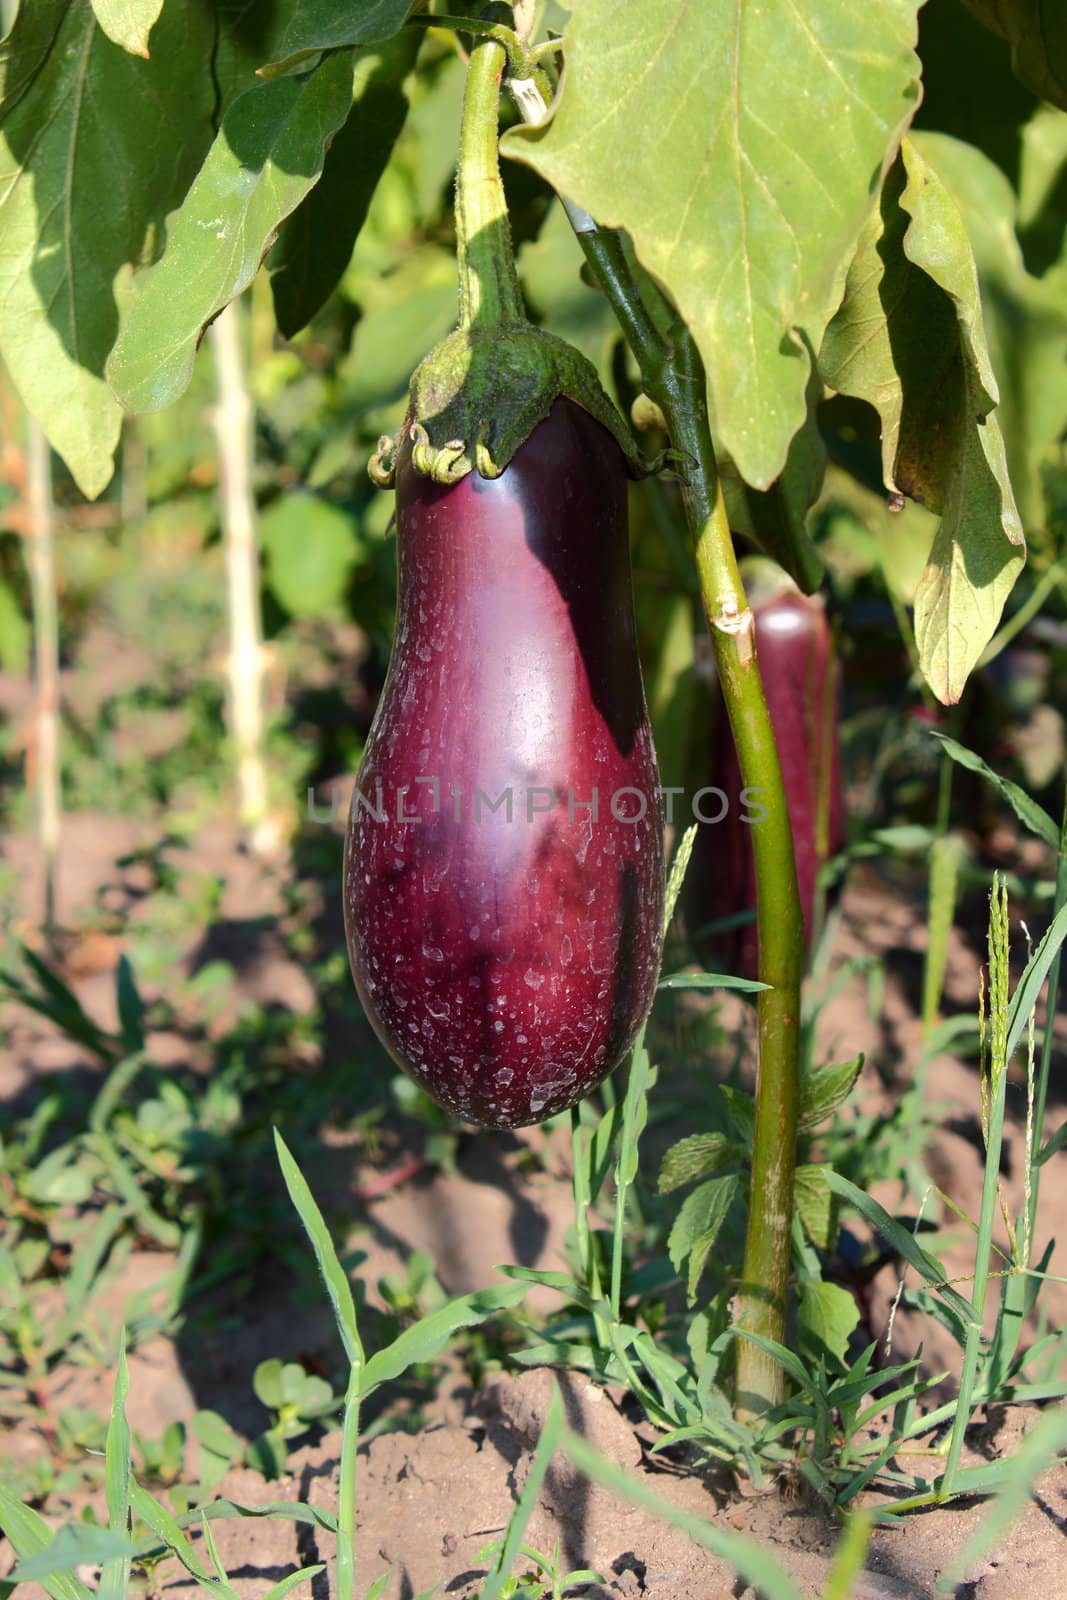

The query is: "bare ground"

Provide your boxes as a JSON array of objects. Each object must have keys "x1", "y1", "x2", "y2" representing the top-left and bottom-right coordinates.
[{"x1": 2, "y1": 813, "x2": 1066, "y2": 1597}]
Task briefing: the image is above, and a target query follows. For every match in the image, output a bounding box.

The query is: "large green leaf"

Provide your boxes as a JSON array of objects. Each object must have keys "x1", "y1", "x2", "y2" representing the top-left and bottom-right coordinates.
[
  {"x1": 107, "y1": 51, "x2": 356, "y2": 413},
  {"x1": 960, "y1": 0, "x2": 1067, "y2": 111},
  {"x1": 89, "y1": 0, "x2": 163, "y2": 57},
  {"x1": 260, "y1": 492, "x2": 363, "y2": 617},
  {"x1": 797, "y1": 1280, "x2": 860, "y2": 1365},
  {"x1": 720, "y1": 385, "x2": 826, "y2": 591},
  {"x1": 262, "y1": 0, "x2": 416, "y2": 77},
  {"x1": 0, "y1": 0, "x2": 216, "y2": 496},
  {"x1": 1018, "y1": 105, "x2": 1067, "y2": 276},
  {"x1": 819, "y1": 139, "x2": 1025, "y2": 703},
  {"x1": 914, "y1": 0, "x2": 1039, "y2": 187},
  {"x1": 0, "y1": 0, "x2": 67, "y2": 112},
  {"x1": 911, "y1": 131, "x2": 1067, "y2": 533},
  {"x1": 270, "y1": 28, "x2": 419, "y2": 338},
  {"x1": 503, "y1": 0, "x2": 923, "y2": 490}
]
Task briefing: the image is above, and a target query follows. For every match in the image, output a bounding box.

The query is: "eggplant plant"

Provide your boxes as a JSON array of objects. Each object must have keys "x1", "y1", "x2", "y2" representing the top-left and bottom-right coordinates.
[{"x1": 4, "y1": 0, "x2": 1050, "y2": 1434}]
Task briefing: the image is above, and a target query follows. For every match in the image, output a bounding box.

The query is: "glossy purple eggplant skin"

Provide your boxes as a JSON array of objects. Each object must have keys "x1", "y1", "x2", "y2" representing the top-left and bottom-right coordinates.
[
  {"x1": 692, "y1": 588, "x2": 843, "y2": 982},
  {"x1": 343, "y1": 399, "x2": 664, "y2": 1128}
]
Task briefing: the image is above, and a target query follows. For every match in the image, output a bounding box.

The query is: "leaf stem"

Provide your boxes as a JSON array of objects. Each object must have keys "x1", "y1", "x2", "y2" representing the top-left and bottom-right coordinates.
[{"x1": 455, "y1": 39, "x2": 525, "y2": 332}]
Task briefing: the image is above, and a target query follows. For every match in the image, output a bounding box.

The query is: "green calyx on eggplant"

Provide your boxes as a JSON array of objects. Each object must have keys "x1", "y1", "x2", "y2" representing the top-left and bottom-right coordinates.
[
  {"x1": 369, "y1": 38, "x2": 643, "y2": 490},
  {"x1": 687, "y1": 558, "x2": 844, "y2": 982},
  {"x1": 345, "y1": 38, "x2": 664, "y2": 1127}
]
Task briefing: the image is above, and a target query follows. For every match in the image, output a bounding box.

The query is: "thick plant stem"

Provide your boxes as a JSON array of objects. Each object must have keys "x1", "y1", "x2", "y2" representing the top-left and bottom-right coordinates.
[
  {"x1": 574, "y1": 229, "x2": 805, "y2": 1416},
  {"x1": 208, "y1": 300, "x2": 271, "y2": 852},
  {"x1": 455, "y1": 39, "x2": 525, "y2": 333},
  {"x1": 26, "y1": 417, "x2": 60, "y2": 946}
]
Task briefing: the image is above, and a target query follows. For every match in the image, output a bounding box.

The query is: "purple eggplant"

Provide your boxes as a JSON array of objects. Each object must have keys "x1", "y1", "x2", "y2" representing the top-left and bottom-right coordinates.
[
  {"x1": 690, "y1": 566, "x2": 843, "y2": 981},
  {"x1": 343, "y1": 399, "x2": 664, "y2": 1128}
]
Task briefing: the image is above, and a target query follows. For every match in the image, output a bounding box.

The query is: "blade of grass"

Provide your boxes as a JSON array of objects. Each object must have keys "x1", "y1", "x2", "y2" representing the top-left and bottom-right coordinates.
[
  {"x1": 359, "y1": 1280, "x2": 528, "y2": 1397},
  {"x1": 936, "y1": 1406, "x2": 1067, "y2": 1591},
  {"x1": 336, "y1": 1365, "x2": 360, "y2": 1600},
  {"x1": 480, "y1": 1382, "x2": 564, "y2": 1600},
  {"x1": 611, "y1": 1027, "x2": 654, "y2": 1318},
  {"x1": 824, "y1": 1510, "x2": 874, "y2": 1596},
  {"x1": 3, "y1": 1524, "x2": 130, "y2": 1590},
  {"x1": 559, "y1": 1430, "x2": 802, "y2": 1600},
  {"x1": 928, "y1": 731, "x2": 1059, "y2": 849},
  {"x1": 129, "y1": 1480, "x2": 237, "y2": 1595},
  {"x1": 823, "y1": 1172, "x2": 974, "y2": 1332},
  {"x1": 263, "y1": 1569, "x2": 328, "y2": 1600},
  {"x1": 98, "y1": 1328, "x2": 132, "y2": 1600},
  {"x1": 274, "y1": 1130, "x2": 364, "y2": 1368},
  {"x1": 1004, "y1": 898, "x2": 1067, "y2": 1062},
  {"x1": 657, "y1": 971, "x2": 771, "y2": 991}
]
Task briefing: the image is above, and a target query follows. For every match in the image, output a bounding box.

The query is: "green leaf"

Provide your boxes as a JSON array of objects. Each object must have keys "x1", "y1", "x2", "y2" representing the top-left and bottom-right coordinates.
[
  {"x1": 274, "y1": 1130, "x2": 364, "y2": 1369},
  {"x1": 0, "y1": 573, "x2": 31, "y2": 673},
  {"x1": 1018, "y1": 103, "x2": 1067, "y2": 275},
  {"x1": 658, "y1": 1133, "x2": 744, "y2": 1195},
  {"x1": 614, "y1": 1030, "x2": 655, "y2": 1192},
  {"x1": 1038, "y1": 1119, "x2": 1067, "y2": 1167},
  {"x1": 820, "y1": 139, "x2": 1025, "y2": 703},
  {"x1": 930, "y1": 730, "x2": 1059, "y2": 847},
  {"x1": 360, "y1": 1280, "x2": 529, "y2": 1397},
  {"x1": 252, "y1": 1358, "x2": 285, "y2": 1410},
  {"x1": 667, "y1": 1175, "x2": 739, "y2": 1301},
  {"x1": 720, "y1": 385, "x2": 826, "y2": 592},
  {"x1": 129, "y1": 1481, "x2": 235, "y2": 1594},
  {"x1": 262, "y1": 0, "x2": 417, "y2": 77},
  {"x1": 340, "y1": 259, "x2": 457, "y2": 417},
  {"x1": 823, "y1": 1171, "x2": 975, "y2": 1334},
  {"x1": 270, "y1": 28, "x2": 420, "y2": 338},
  {"x1": 503, "y1": 0, "x2": 923, "y2": 489},
  {"x1": 99, "y1": 1329, "x2": 132, "y2": 1600},
  {"x1": 936, "y1": 1405, "x2": 1067, "y2": 1591},
  {"x1": 0, "y1": 0, "x2": 216, "y2": 496},
  {"x1": 559, "y1": 1432, "x2": 802, "y2": 1600},
  {"x1": 480, "y1": 1385, "x2": 564, "y2": 1600},
  {"x1": 6, "y1": 1525, "x2": 131, "y2": 1588},
  {"x1": 191, "y1": 1410, "x2": 244, "y2": 1462},
  {"x1": 909, "y1": 130, "x2": 1067, "y2": 535},
  {"x1": 262, "y1": 1569, "x2": 327, "y2": 1600},
  {"x1": 0, "y1": 0, "x2": 67, "y2": 114},
  {"x1": 798, "y1": 1281, "x2": 860, "y2": 1365},
  {"x1": 89, "y1": 0, "x2": 164, "y2": 57},
  {"x1": 260, "y1": 492, "x2": 363, "y2": 618},
  {"x1": 960, "y1": 0, "x2": 1067, "y2": 111},
  {"x1": 794, "y1": 1165, "x2": 834, "y2": 1251},
  {"x1": 107, "y1": 51, "x2": 357, "y2": 413},
  {"x1": 1005, "y1": 899, "x2": 1067, "y2": 1061},
  {"x1": 658, "y1": 971, "x2": 770, "y2": 993},
  {"x1": 115, "y1": 955, "x2": 146, "y2": 1054},
  {"x1": 721, "y1": 1085, "x2": 755, "y2": 1147},
  {"x1": 799, "y1": 1054, "x2": 864, "y2": 1130}
]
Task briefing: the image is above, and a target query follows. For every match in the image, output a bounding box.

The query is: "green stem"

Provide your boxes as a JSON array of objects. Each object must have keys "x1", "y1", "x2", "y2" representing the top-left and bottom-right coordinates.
[
  {"x1": 455, "y1": 39, "x2": 525, "y2": 333},
  {"x1": 577, "y1": 229, "x2": 804, "y2": 1417},
  {"x1": 1028, "y1": 780, "x2": 1067, "y2": 1244},
  {"x1": 336, "y1": 1364, "x2": 361, "y2": 1600}
]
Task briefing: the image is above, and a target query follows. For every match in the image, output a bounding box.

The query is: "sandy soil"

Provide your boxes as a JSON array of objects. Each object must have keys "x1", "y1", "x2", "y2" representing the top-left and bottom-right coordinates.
[{"x1": 2, "y1": 810, "x2": 1066, "y2": 1598}]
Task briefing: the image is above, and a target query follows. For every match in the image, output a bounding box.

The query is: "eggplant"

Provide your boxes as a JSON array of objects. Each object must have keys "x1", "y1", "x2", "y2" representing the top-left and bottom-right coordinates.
[
  {"x1": 343, "y1": 399, "x2": 664, "y2": 1128},
  {"x1": 688, "y1": 568, "x2": 843, "y2": 981}
]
